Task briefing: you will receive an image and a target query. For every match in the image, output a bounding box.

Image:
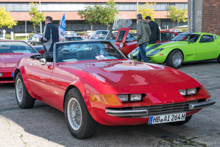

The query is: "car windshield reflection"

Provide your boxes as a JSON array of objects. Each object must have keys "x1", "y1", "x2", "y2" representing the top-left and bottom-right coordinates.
[
  {"x1": 90, "y1": 31, "x2": 109, "y2": 40},
  {"x1": 55, "y1": 42, "x2": 126, "y2": 63},
  {"x1": 0, "y1": 42, "x2": 37, "y2": 53}
]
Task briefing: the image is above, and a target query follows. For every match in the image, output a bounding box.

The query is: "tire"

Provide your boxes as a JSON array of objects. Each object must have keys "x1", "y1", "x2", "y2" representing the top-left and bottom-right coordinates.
[
  {"x1": 15, "y1": 72, "x2": 35, "y2": 109},
  {"x1": 64, "y1": 88, "x2": 98, "y2": 139},
  {"x1": 217, "y1": 54, "x2": 220, "y2": 63},
  {"x1": 166, "y1": 50, "x2": 183, "y2": 69},
  {"x1": 168, "y1": 116, "x2": 192, "y2": 126}
]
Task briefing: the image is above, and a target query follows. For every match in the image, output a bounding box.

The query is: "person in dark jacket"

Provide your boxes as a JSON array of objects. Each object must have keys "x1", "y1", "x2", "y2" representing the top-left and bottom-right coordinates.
[
  {"x1": 40, "y1": 16, "x2": 59, "y2": 53},
  {"x1": 137, "y1": 14, "x2": 151, "y2": 63},
  {"x1": 145, "y1": 16, "x2": 160, "y2": 44}
]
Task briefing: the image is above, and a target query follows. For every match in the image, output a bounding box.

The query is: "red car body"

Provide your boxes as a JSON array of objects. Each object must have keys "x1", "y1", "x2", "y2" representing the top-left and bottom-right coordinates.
[
  {"x1": 114, "y1": 28, "x2": 178, "y2": 56},
  {"x1": 0, "y1": 40, "x2": 38, "y2": 83},
  {"x1": 14, "y1": 41, "x2": 215, "y2": 138}
]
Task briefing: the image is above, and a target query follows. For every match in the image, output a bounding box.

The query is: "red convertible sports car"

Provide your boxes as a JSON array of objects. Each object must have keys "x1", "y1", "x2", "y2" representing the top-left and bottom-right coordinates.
[
  {"x1": 14, "y1": 41, "x2": 215, "y2": 139},
  {"x1": 0, "y1": 40, "x2": 38, "y2": 83},
  {"x1": 114, "y1": 28, "x2": 178, "y2": 56}
]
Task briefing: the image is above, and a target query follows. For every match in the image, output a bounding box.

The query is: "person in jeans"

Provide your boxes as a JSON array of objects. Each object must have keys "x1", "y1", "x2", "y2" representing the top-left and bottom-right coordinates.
[
  {"x1": 136, "y1": 14, "x2": 151, "y2": 62},
  {"x1": 145, "y1": 16, "x2": 160, "y2": 44}
]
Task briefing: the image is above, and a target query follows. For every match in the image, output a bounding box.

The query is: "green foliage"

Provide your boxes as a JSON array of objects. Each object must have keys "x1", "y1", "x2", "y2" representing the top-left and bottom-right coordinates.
[
  {"x1": 138, "y1": 2, "x2": 156, "y2": 21},
  {"x1": 78, "y1": 0, "x2": 118, "y2": 30},
  {"x1": 78, "y1": 5, "x2": 99, "y2": 30},
  {"x1": 99, "y1": 0, "x2": 119, "y2": 29},
  {"x1": 167, "y1": 6, "x2": 188, "y2": 27},
  {"x1": 0, "y1": 7, "x2": 17, "y2": 28},
  {"x1": 29, "y1": 2, "x2": 44, "y2": 33}
]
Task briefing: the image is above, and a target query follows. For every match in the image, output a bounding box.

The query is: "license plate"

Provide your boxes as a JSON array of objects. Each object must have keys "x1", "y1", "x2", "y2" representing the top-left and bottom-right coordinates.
[
  {"x1": 0, "y1": 73, "x2": 2, "y2": 76},
  {"x1": 148, "y1": 112, "x2": 186, "y2": 125}
]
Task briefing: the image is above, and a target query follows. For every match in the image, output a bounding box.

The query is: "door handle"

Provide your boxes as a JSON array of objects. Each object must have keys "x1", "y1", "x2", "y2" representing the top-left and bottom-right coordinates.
[{"x1": 29, "y1": 62, "x2": 34, "y2": 66}]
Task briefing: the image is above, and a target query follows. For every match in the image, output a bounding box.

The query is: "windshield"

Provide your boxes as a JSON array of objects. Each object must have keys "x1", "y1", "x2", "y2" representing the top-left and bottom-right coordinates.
[
  {"x1": 172, "y1": 34, "x2": 200, "y2": 42},
  {"x1": 90, "y1": 31, "x2": 109, "y2": 39},
  {"x1": 55, "y1": 42, "x2": 126, "y2": 63},
  {"x1": 0, "y1": 42, "x2": 37, "y2": 53}
]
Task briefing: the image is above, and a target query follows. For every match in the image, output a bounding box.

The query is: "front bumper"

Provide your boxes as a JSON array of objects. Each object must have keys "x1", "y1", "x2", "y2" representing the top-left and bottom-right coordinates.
[
  {"x1": 106, "y1": 109, "x2": 148, "y2": 117},
  {"x1": 189, "y1": 101, "x2": 215, "y2": 110},
  {"x1": 105, "y1": 100, "x2": 215, "y2": 118}
]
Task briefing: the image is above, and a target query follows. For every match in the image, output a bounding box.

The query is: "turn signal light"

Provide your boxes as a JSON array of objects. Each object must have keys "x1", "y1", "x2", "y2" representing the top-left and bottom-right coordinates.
[{"x1": 90, "y1": 94, "x2": 122, "y2": 106}]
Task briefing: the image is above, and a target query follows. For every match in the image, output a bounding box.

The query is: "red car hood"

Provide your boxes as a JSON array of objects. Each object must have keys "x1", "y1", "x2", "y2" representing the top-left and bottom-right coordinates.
[
  {"x1": 60, "y1": 60, "x2": 200, "y2": 88},
  {"x1": 0, "y1": 53, "x2": 34, "y2": 68}
]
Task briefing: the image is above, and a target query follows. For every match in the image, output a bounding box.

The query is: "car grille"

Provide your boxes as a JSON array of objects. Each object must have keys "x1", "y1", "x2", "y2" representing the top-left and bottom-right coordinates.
[{"x1": 134, "y1": 100, "x2": 199, "y2": 116}]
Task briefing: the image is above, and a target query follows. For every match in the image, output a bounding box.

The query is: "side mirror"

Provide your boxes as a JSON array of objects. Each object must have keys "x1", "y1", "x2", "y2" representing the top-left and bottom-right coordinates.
[
  {"x1": 39, "y1": 50, "x2": 45, "y2": 54},
  {"x1": 39, "y1": 58, "x2": 47, "y2": 65}
]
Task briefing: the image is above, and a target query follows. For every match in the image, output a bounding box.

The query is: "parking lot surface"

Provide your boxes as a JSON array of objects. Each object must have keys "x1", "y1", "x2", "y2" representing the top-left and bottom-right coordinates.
[{"x1": 0, "y1": 61, "x2": 220, "y2": 147}]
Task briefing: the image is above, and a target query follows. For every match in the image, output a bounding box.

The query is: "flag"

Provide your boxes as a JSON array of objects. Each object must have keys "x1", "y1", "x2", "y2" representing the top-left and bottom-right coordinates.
[{"x1": 59, "y1": 13, "x2": 66, "y2": 42}]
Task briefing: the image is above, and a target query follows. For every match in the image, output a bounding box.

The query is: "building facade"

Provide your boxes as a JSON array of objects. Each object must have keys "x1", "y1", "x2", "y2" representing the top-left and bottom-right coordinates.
[
  {"x1": 188, "y1": 0, "x2": 220, "y2": 35},
  {"x1": 1, "y1": 0, "x2": 188, "y2": 33}
]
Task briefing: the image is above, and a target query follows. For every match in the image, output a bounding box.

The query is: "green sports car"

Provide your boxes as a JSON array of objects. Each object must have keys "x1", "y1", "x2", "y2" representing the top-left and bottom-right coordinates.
[{"x1": 128, "y1": 32, "x2": 220, "y2": 68}]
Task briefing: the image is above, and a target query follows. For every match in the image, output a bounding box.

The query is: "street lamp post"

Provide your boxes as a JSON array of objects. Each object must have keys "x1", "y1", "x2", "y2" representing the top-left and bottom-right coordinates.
[
  {"x1": 136, "y1": 0, "x2": 138, "y2": 25},
  {"x1": 39, "y1": 0, "x2": 42, "y2": 34}
]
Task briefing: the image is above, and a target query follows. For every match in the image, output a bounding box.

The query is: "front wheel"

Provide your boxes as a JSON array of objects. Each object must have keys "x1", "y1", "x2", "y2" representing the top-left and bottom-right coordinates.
[
  {"x1": 15, "y1": 72, "x2": 35, "y2": 109},
  {"x1": 168, "y1": 116, "x2": 192, "y2": 126},
  {"x1": 64, "y1": 88, "x2": 98, "y2": 139},
  {"x1": 166, "y1": 50, "x2": 183, "y2": 69}
]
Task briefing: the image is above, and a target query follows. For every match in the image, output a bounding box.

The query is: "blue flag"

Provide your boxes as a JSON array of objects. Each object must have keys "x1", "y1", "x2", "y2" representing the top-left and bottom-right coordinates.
[{"x1": 59, "y1": 13, "x2": 66, "y2": 41}]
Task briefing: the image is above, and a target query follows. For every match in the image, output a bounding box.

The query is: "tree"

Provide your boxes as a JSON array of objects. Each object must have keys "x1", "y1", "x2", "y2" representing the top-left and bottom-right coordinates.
[
  {"x1": 138, "y1": 2, "x2": 156, "y2": 21},
  {"x1": 78, "y1": 0, "x2": 119, "y2": 30},
  {"x1": 0, "y1": 7, "x2": 17, "y2": 29},
  {"x1": 99, "y1": 0, "x2": 119, "y2": 30},
  {"x1": 167, "y1": 6, "x2": 188, "y2": 28},
  {"x1": 29, "y1": 2, "x2": 44, "y2": 33},
  {"x1": 78, "y1": 5, "x2": 100, "y2": 30}
]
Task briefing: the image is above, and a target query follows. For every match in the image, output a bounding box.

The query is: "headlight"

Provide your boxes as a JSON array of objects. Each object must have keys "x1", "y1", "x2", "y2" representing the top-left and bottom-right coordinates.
[
  {"x1": 119, "y1": 43, "x2": 123, "y2": 48},
  {"x1": 187, "y1": 88, "x2": 197, "y2": 95},
  {"x1": 118, "y1": 94, "x2": 129, "y2": 102},
  {"x1": 179, "y1": 89, "x2": 186, "y2": 96},
  {"x1": 0, "y1": 73, "x2": 2, "y2": 76},
  {"x1": 130, "y1": 94, "x2": 142, "y2": 102},
  {"x1": 148, "y1": 48, "x2": 163, "y2": 56},
  {"x1": 179, "y1": 88, "x2": 197, "y2": 96},
  {"x1": 117, "y1": 94, "x2": 143, "y2": 102}
]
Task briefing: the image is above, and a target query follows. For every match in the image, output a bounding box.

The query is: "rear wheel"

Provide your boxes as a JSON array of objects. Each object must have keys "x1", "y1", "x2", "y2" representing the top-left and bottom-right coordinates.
[
  {"x1": 168, "y1": 116, "x2": 192, "y2": 126},
  {"x1": 166, "y1": 50, "x2": 183, "y2": 69},
  {"x1": 15, "y1": 72, "x2": 35, "y2": 109},
  {"x1": 64, "y1": 88, "x2": 98, "y2": 139}
]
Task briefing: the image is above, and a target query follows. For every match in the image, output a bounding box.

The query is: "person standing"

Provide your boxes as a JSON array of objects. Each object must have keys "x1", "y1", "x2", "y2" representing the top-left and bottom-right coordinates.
[
  {"x1": 136, "y1": 14, "x2": 151, "y2": 63},
  {"x1": 39, "y1": 16, "x2": 59, "y2": 53},
  {"x1": 145, "y1": 16, "x2": 160, "y2": 44}
]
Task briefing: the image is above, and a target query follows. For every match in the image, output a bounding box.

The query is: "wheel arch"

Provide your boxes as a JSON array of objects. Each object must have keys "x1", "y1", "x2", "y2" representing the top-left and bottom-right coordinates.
[
  {"x1": 164, "y1": 48, "x2": 184, "y2": 63},
  {"x1": 14, "y1": 67, "x2": 35, "y2": 98},
  {"x1": 63, "y1": 82, "x2": 87, "y2": 111}
]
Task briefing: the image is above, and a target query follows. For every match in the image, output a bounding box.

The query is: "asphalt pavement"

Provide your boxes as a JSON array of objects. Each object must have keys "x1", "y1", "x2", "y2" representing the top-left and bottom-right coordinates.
[{"x1": 0, "y1": 61, "x2": 220, "y2": 147}]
